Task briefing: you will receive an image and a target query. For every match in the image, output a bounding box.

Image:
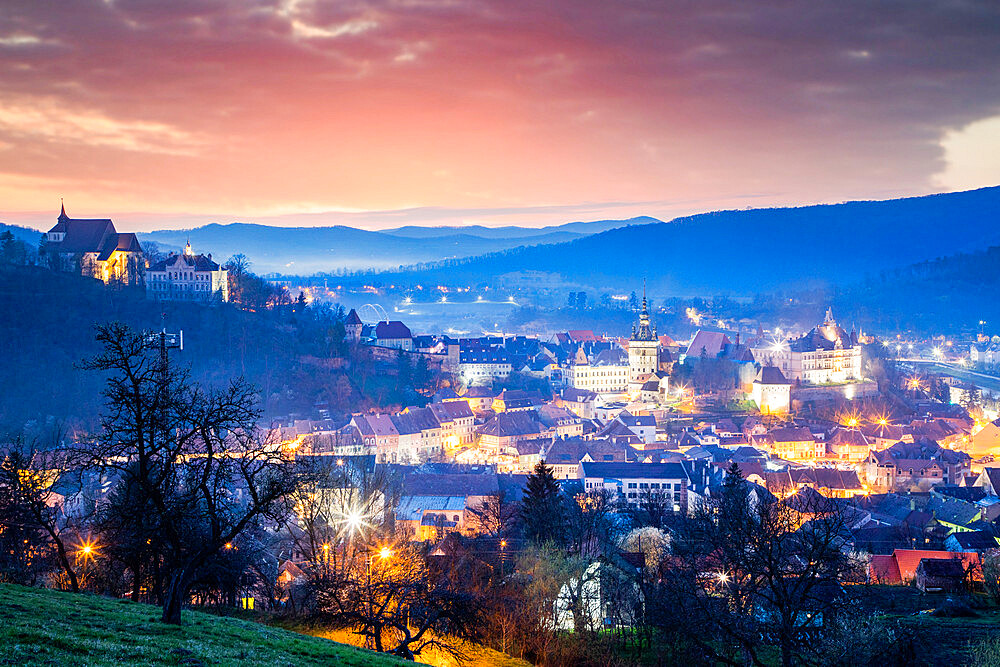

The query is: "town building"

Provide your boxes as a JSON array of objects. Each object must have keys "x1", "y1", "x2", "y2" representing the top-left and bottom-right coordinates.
[
  {"x1": 865, "y1": 439, "x2": 972, "y2": 490},
  {"x1": 752, "y1": 309, "x2": 863, "y2": 385},
  {"x1": 457, "y1": 345, "x2": 512, "y2": 386},
  {"x1": 374, "y1": 321, "x2": 413, "y2": 350},
  {"x1": 566, "y1": 347, "x2": 632, "y2": 394},
  {"x1": 146, "y1": 241, "x2": 228, "y2": 302},
  {"x1": 42, "y1": 204, "x2": 144, "y2": 285}
]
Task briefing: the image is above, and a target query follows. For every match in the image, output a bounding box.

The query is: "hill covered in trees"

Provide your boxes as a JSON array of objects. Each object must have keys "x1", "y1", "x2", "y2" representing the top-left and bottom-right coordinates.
[
  {"x1": 359, "y1": 187, "x2": 1000, "y2": 295},
  {"x1": 0, "y1": 266, "x2": 422, "y2": 432}
]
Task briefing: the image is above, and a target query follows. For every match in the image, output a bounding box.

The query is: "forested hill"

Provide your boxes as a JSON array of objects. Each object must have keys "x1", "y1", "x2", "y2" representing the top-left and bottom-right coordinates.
[
  {"x1": 367, "y1": 187, "x2": 1000, "y2": 294},
  {"x1": 829, "y1": 244, "x2": 1000, "y2": 333},
  {"x1": 0, "y1": 267, "x2": 407, "y2": 432}
]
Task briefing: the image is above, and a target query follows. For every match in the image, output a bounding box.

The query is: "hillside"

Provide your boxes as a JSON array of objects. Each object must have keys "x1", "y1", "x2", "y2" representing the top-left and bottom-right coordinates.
[
  {"x1": 0, "y1": 584, "x2": 403, "y2": 667},
  {"x1": 0, "y1": 266, "x2": 409, "y2": 430},
  {"x1": 366, "y1": 187, "x2": 1000, "y2": 295},
  {"x1": 829, "y1": 243, "x2": 1000, "y2": 333}
]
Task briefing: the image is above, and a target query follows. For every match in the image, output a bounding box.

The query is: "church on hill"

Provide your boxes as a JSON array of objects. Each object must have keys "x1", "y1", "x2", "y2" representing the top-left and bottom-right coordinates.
[{"x1": 41, "y1": 204, "x2": 145, "y2": 286}]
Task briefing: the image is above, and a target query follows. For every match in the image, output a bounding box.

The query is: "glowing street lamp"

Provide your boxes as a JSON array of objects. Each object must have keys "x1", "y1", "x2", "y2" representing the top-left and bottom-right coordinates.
[{"x1": 716, "y1": 571, "x2": 730, "y2": 584}]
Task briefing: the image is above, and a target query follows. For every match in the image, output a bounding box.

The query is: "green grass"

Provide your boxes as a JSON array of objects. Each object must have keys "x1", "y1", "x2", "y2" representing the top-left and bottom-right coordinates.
[{"x1": 0, "y1": 584, "x2": 405, "y2": 666}]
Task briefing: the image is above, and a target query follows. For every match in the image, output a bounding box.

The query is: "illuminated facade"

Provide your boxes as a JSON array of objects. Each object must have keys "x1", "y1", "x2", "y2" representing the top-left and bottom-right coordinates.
[
  {"x1": 752, "y1": 308, "x2": 862, "y2": 385},
  {"x1": 146, "y1": 241, "x2": 229, "y2": 302},
  {"x1": 42, "y1": 204, "x2": 144, "y2": 286}
]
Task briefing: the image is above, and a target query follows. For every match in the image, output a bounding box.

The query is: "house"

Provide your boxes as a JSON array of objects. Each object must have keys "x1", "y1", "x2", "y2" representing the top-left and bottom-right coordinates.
[
  {"x1": 374, "y1": 321, "x2": 413, "y2": 350},
  {"x1": 826, "y1": 427, "x2": 873, "y2": 462},
  {"x1": 457, "y1": 345, "x2": 512, "y2": 385},
  {"x1": 478, "y1": 411, "x2": 543, "y2": 453},
  {"x1": 944, "y1": 530, "x2": 1000, "y2": 553},
  {"x1": 971, "y1": 418, "x2": 1000, "y2": 458},
  {"x1": 537, "y1": 405, "x2": 584, "y2": 439},
  {"x1": 566, "y1": 346, "x2": 631, "y2": 394},
  {"x1": 396, "y1": 495, "x2": 468, "y2": 541},
  {"x1": 542, "y1": 437, "x2": 631, "y2": 480},
  {"x1": 915, "y1": 558, "x2": 969, "y2": 593},
  {"x1": 462, "y1": 385, "x2": 497, "y2": 413},
  {"x1": 865, "y1": 438, "x2": 972, "y2": 490},
  {"x1": 579, "y1": 460, "x2": 717, "y2": 513},
  {"x1": 762, "y1": 467, "x2": 865, "y2": 499},
  {"x1": 393, "y1": 407, "x2": 442, "y2": 463},
  {"x1": 868, "y1": 548, "x2": 981, "y2": 585},
  {"x1": 351, "y1": 414, "x2": 399, "y2": 463},
  {"x1": 146, "y1": 241, "x2": 228, "y2": 302},
  {"x1": 751, "y1": 366, "x2": 791, "y2": 414},
  {"x1": 974, "y1": 467, "x2": 1000, "y2": 497},
  {"x1": 558, "y1": 388, "x2": 598, "y2": 420},
  {"x1": 42, "y1": 204, "x2": 144, "y2": 285},
  {"x1": 428, "y1": 401, "x2": 476, "y2": 449},
  {"x1": 611, "y1": 411, "x2": 657, "y2": 445},
  {"x1": 755, "y1": 426, "x2": 820, "y2": 461}
]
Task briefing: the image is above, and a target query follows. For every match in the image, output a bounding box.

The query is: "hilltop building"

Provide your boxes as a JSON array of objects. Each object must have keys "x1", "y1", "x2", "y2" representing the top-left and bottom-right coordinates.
[
  {"x1": 146, "y1": 241, "x2": 228, "y2": 302},
  {"x1": 344, "y1": 309, "x2": 363, "y2": 343},
  {"x1": 42, "y1": 204, "x2": 144, "y2": 286},
  {"x1": 752, "y1": 308, "x2": 862, "y2": 384}
]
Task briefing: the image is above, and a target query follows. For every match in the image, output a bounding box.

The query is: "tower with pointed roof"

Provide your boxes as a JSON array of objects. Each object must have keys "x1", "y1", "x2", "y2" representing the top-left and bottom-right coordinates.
[{"x1": 628, "y1": 284, "x2": 660, "y2": 386}]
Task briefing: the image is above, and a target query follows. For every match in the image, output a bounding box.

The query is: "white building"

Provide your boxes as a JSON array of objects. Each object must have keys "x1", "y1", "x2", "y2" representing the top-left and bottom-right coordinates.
[
  {"x1": 566, "y1": 347, "x2": 632, "y2": 394},
  {"x1": 751, "y1": 308, "x2": 862, "y2": 384},
  {"x1": 457, "y1": 347, "x2": 512, "y2": 385},
  {"x1": 146, "y1": 241, "x2": 228, "y2": 302},
  {"x1": 751, "y1": 366, "x2": 792, "y2": 414}
]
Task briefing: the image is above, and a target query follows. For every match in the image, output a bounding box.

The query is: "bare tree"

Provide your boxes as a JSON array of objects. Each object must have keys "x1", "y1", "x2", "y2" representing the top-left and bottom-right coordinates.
[
  {"x1": 0, "y1": 442, "x2": 82, "y2": 592},
  {"x1": 467, "y1": 488, "x2": 518, "y2": 538},
  {"x1": 317, "y1": 539, "x2": 483, "y2": 660},
  {"x1": 652, "y1": 466, "x2": 857, "y2": 667},
  {"x1": 78, "y1": 322, "x2": 299, "y2": 624}
]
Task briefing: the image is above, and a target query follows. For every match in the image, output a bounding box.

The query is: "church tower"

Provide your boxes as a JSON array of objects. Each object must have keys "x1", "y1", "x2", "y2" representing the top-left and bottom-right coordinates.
[{"x1": 628, "y1": 285, "x2": 659, "y2": 385}]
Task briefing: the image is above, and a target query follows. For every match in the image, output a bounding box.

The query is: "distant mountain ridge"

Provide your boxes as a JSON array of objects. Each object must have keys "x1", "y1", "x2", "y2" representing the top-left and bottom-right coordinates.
[
  {"x1": 365, "y1": 187, "x2": 1000, "y2": 294},
  {"x1": 138, "y1": 221, "x2": 621, "y2": 274},
  {"x1": 380, "y1": 216, "x2": 659, "y2": 239}
]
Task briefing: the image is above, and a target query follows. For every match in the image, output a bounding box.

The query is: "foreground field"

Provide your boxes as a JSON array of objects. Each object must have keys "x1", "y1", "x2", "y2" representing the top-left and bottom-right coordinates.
[{"x1": 0, "y1": 584, "x2": 404, "y2": 666}]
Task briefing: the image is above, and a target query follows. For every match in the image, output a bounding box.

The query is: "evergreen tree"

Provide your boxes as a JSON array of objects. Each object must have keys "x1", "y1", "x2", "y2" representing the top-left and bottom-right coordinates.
[{"x1": 520, "y1": 462, "x2": 565, "y2": 544}]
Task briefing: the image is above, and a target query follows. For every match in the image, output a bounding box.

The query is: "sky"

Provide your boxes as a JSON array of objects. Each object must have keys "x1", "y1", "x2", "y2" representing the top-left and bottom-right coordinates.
[{"x1": 2, "y1": 0, "x2": 1000, "y2": 232}]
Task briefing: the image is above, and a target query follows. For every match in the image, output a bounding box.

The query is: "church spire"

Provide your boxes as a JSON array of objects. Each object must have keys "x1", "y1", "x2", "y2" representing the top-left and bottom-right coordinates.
[{"x1": 58, "y1": 198, "x2": 68, "y2": 222}]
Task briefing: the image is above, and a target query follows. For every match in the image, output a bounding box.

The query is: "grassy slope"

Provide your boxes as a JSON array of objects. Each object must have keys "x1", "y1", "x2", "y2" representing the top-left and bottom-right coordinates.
[
  {"x1": 277, "y1": 622, "x2": 532, "y2": 667},
  {"x1": 0, "y1": 584, "x2": 404, "y2": 667}
]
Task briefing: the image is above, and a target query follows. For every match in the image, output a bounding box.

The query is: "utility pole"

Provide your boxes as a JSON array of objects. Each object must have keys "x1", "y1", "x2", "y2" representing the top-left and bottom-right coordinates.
[{"x1": 144, "y1": 312, "x2": 184, "y2": 404}]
